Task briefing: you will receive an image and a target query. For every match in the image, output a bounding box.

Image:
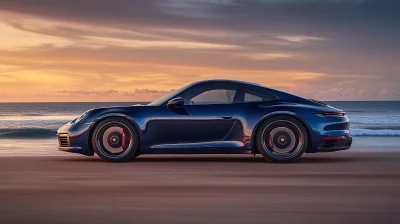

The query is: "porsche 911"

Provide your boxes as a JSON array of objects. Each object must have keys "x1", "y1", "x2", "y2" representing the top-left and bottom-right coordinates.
[{"x1": 57, "y1": 80, "x2": 352, "y2": 163}]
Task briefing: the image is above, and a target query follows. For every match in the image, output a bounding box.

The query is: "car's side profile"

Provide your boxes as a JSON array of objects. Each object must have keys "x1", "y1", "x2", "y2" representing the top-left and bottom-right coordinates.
[{"x1": 57, "y1": 80, "x2": 352, "y2": 163}]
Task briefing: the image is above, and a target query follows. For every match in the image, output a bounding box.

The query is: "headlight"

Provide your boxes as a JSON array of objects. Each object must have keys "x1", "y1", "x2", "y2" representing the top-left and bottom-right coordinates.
[{"x1": 74, "y1": 110, "x2": 92, "y2": 123}]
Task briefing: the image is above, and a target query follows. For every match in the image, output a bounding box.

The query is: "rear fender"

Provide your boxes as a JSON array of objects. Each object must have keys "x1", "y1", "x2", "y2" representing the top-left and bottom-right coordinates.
[{"x1": 250, "y1": 112, "x2": 313, "y2": 154}]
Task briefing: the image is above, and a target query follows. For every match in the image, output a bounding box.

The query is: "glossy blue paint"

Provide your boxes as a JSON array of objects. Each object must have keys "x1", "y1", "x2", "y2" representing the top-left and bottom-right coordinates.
[{"x1": 57, "y1": 80, "x2": 352, "y2": 156}]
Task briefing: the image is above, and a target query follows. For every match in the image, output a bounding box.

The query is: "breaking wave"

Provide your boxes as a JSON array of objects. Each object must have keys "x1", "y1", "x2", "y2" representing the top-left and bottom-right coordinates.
[
  {"x1": 0, "y1": 128, "x2": 57, "y2": 139},
  {"x1": 351, "y1": 128, "x2": 400, "y2": 137}
]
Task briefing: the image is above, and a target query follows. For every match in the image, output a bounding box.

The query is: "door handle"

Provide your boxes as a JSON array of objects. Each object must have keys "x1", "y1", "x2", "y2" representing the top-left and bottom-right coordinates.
[{"x1": 221, "y1": 116, "x2": 232, "y2": 120}]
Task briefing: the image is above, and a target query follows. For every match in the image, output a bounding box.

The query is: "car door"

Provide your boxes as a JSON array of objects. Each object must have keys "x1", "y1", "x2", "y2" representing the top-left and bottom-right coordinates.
[
  {"x1": 147, "y1": 83, "x2": 239, "y2": 150},
  {"x1": 225, "y1": 86, "x2": 279, "y2": 148}
]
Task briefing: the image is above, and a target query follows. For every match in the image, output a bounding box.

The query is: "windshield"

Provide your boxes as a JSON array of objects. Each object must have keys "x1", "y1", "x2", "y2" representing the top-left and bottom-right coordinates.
[{"x1": 147, "y1": 85, "x2": 188, "y2": 106}]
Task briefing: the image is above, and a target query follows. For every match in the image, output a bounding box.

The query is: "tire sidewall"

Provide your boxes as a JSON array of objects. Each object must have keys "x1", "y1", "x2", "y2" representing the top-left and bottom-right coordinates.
[
  {"x1": 92, "y1": 117, "x2": 139, "y2": 162},
  {"x1": 256, "y1": 115, "x2": 308, "y2": 163}
]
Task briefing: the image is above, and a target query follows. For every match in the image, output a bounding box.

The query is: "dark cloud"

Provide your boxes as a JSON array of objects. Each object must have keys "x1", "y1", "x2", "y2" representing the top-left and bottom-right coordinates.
[
  {"x1": 1, "y1": 0, "x2": 399, "y2": 56},
  {"x1": 0, "y1": 1, "x2": 398, "y2": 29},
  {"x1": 1, "y1": 0, "x2": 398, "y2": 50},
  {"x1": 1, "y1": 0, "x2": 399, "y2": 35}
]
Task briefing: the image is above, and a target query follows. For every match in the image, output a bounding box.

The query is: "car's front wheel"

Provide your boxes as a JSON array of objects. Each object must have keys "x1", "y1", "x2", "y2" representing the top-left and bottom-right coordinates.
[
  {"x1": 92, "y1": 117, "x2": 139, "y2": 162},
  {"x1": 256, "y1": 116, "x2": 308, "y2": 163}
]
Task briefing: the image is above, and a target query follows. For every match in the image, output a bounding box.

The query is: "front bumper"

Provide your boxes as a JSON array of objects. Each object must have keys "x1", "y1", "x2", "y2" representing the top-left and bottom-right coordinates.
[{"x1": 57, "y1": 122, "x2": 94, "y2": 156}]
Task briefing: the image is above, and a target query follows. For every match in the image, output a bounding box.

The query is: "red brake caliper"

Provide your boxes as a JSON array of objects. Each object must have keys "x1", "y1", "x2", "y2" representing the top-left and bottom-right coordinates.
[
  {"x1": 121, "y1": 129, "x2": 129, "y2": 151},
  {"x1": 267, "y1": 134, "x2": 273, "y2": 149}
]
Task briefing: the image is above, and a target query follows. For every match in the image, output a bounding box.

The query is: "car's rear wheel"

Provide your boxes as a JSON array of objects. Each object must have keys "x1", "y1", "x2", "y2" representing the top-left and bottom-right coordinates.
[
  {"x1": 256, "y1": 116, "x2": 308, "y2": 163},
  {"x1": 92, "y1": 118, "x2": 139, "y2": 162}
]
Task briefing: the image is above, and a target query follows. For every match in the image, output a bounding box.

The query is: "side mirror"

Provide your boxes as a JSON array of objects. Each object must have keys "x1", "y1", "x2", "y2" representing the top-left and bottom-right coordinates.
[{"x1": 167, "y1": 97, "x2": 184, "y2": 109}]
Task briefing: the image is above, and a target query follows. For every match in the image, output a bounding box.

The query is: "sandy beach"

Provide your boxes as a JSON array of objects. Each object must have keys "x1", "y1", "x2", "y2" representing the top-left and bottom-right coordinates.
[{"x1": 0, "y1": 152, "x2": 399, "y2": 224}]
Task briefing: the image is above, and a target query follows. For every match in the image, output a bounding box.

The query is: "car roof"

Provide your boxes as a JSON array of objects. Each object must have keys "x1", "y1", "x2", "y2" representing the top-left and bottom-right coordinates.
[
  {"x1": 191, "y1": 79, "x2": 282, "y2": 94},
  {"x1": 192, "y1": 79, "x2": 264, "y2": 88}
]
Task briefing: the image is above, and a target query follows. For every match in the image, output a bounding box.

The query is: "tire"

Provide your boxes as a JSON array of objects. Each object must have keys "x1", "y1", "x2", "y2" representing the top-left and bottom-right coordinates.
[
  {"x1": 91, "y1": 117, "x2": 139, "y2": 162},
  {"x1": 256, "y1": 115, "x2": 308, "y2": 163}
]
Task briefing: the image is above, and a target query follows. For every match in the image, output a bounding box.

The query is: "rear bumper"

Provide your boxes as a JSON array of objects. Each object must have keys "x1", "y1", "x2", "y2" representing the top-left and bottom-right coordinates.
[
  {"x1": 302, "y1": 112, "x2": 353, "y2": 153},
  {"x1": 317, "y1": 134, "x2": 352, "y2": 152}
]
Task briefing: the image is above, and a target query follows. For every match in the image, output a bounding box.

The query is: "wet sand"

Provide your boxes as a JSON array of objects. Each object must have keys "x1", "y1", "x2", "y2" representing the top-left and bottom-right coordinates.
[{"x1": 0, "y1": 152, "x2": 400, "y2": 224}]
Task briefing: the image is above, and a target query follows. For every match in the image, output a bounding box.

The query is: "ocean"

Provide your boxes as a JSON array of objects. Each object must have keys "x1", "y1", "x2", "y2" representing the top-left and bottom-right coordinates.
[{"x1": 0, "y1": 101, "x2": 399, "y2": 156}]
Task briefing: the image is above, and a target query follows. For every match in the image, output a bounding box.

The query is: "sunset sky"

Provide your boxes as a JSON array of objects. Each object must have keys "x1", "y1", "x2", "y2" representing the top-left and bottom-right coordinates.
[{"x1": 0, "y1": 0, "x2": 399, "y2": 102}]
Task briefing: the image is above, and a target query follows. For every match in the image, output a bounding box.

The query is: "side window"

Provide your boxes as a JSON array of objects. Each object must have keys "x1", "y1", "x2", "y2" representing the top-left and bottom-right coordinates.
[
  {"x1": 245, "y1": 93, "x2": 262, "y2": 102},
  {"x1": 190, "y1": 89, "x2": 236, "y2": 105},
  {"x1": 243, "y1": 88, "x2": 276, "y2": 103}
]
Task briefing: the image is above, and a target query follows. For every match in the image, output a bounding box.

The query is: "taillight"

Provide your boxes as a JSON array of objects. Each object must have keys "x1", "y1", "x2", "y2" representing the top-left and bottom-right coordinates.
[
  {"x1": 322, "y1": 136, "x2": 346, "y2": 141},
  {"x1": 322, "y1": 111, "x2": 345, "y2": 116},
  {"x1": 315, "y1": 111, "x2": 345, "y2": 117}
]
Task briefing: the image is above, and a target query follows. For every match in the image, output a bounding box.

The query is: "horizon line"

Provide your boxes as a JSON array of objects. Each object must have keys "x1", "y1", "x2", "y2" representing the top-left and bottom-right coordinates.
[{"x1": 0, "y1": 100, "x2": 399, "y2": 103}]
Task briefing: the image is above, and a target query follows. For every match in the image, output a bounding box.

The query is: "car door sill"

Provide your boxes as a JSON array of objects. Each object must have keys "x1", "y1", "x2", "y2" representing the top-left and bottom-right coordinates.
[{"x1": 150, "y1": 141, "x2": 244, "y2": 149}]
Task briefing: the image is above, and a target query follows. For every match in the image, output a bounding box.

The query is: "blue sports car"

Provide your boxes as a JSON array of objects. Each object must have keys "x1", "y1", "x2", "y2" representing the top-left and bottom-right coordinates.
[{"x1": 57, "y1": 80, "x2": 352, "y2": 163}]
